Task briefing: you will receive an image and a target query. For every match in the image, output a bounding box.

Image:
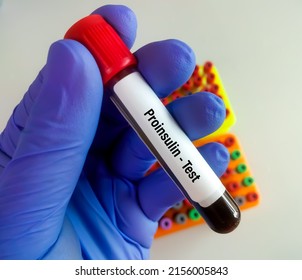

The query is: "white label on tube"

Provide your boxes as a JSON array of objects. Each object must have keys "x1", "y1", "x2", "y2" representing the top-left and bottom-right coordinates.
[{"x1": 113, "y1": 72, "x2": 225, "y2": 207}]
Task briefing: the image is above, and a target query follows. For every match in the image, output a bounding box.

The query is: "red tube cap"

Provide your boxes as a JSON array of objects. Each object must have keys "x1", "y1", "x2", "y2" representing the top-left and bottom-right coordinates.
[{"x1": 65, "y1": 14, "x2": 137, "y2": 85}]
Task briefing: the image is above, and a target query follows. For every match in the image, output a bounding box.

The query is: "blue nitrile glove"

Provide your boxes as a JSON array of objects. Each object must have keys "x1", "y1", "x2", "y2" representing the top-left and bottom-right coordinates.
[{"x1": 0, "y1": 5, "x2": 229, "y2": 260}]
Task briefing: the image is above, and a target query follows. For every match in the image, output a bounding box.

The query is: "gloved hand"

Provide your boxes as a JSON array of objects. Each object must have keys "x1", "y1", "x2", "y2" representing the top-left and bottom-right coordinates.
[{"x1": 0, "y1": 5, "x2": 229, "y2": 260}]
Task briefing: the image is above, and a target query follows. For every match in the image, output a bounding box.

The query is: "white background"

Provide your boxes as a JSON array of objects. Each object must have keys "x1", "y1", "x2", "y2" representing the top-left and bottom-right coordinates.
[{"x1": 0, "y1": 0, "x2": 301, "y2": 259}]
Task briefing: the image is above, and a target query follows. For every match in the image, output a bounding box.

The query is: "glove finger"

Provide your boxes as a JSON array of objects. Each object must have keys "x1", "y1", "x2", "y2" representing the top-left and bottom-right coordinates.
[
  {"x1": 111, "y1": 92, "x2": 226, "y2": 181},
  {"x1": 91, "y1": 39, "x2": 196, "y2": 155},
  {"x1": 138, "y1": 142, "x2": 230, "y2": 221},
  {"x1": 0, "y1": 39, "x2": 102, "y2": 259},
  {"x1": 136, "y1": 39, "x2": 196, "y2": 98},
  {"x1": 0, "y1": 68, "x2": 44, "y2": 169},
  {"x1": 92, "y1": 5, "x2": 137, "y2": 49}
]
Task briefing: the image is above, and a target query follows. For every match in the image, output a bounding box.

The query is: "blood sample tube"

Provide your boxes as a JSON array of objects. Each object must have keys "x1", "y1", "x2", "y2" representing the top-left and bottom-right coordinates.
[{"x1": 65, "y1": 14, "x2": 240, "y2": 233}]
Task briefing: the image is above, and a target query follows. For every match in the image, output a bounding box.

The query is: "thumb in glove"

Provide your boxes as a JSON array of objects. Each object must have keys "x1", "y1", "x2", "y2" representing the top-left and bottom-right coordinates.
[{"x1": 0, "y1": 39, "x2": 102, "y2": 259}]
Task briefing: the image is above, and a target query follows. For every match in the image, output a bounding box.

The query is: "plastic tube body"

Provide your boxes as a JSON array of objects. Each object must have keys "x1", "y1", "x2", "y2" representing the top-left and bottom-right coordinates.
[{"x1": 108, "y1": 69, "x2": 240, "y2": 233}]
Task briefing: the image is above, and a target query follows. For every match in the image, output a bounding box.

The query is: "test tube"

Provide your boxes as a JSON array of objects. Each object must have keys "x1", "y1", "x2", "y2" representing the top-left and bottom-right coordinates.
[{"x1": 65, "y1": 15, "x2": 240, "y2": 233}]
